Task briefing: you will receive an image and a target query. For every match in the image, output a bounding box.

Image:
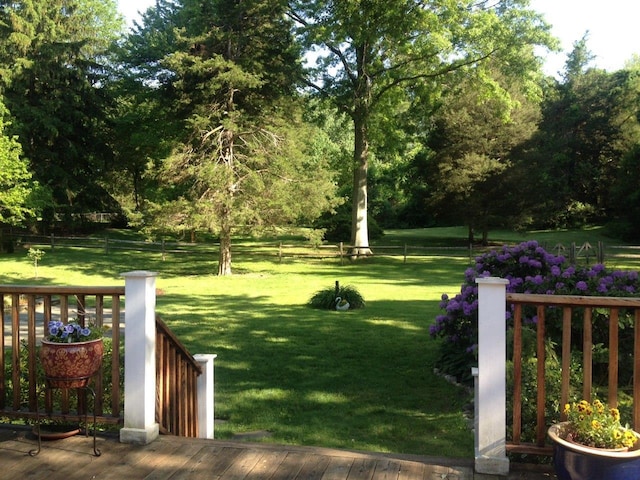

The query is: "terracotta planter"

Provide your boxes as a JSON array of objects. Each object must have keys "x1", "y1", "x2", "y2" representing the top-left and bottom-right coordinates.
[
  {"x1": 40, "y1": 338, "x2": 104, "y2": 388},
  {"x1": 548, "y1": 422, "x2": 640, "y2": 480}
]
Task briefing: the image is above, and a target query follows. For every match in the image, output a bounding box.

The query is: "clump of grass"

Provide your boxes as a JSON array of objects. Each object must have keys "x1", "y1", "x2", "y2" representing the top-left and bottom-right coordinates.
[{"x1": 308, "y1": 283, "x2": 365, "y2": 310}]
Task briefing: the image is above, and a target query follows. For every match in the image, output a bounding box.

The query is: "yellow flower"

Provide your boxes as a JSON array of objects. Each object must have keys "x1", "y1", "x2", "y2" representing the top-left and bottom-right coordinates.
[
  {"x1": 563, "y1": 399, "x2": 638, "y2": 449},
  {"x1": 611, "y1": 408, "x2": 621, "y2": 422},
  {"x1": 623, "y1": 430, "x2": 637, "y2": 448}
]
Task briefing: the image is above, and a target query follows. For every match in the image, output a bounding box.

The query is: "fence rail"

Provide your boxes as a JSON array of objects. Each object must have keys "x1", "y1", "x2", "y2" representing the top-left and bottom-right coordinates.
[{"x1": 8, "y1": 232, "x2": 639, "y2": 266}]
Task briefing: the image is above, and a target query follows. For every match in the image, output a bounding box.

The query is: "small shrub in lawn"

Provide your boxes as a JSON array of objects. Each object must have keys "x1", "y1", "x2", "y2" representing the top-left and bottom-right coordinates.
[{"x1": 308, "y1": 284, "x2": 365, "y2": 310}]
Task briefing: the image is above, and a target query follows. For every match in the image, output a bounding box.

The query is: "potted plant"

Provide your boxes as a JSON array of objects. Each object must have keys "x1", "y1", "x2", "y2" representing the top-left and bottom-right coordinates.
[
  {"x1": 548, "y1": 399, "x2": 640, "y2": 480},
  {"x1": 40, "y1": 320, "x2": 106, "y2": 388}
]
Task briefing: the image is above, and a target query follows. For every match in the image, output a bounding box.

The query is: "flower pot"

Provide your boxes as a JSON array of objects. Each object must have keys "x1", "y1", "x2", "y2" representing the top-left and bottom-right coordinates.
[
  {"x1": 40, "y1": 338, "x2": 104, "y2": 388},
  {"x1": 548, "y1": 422, "x2": 640, "y2": 480}
]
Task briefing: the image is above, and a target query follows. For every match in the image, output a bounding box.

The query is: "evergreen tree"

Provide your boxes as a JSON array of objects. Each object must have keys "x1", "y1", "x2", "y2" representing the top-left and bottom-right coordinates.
[
  {"x1": 0, "y1": 0, "x2": 123, "y2": 225},
  {"x1": 123, "y1": 0, "x2": 339, "y2": 274},
  {"x1": 525, "y1": 39, "x2": 640, "y2": 228},
  {"x1": 424, "y1": 69, "x2": 541, "y2": 243}
]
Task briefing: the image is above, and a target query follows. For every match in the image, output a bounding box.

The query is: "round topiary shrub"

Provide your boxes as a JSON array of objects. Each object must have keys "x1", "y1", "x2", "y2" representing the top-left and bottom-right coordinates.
[{"x1": 308, "y1": 284, "x2": 365, "y2": 310}]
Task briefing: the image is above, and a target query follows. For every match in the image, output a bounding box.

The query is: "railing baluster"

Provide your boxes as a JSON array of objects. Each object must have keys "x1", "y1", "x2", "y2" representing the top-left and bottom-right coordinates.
[
  {"x1": 609, "y1": 308, "x2": 619, "y2": 407},
  {"x1": 583, "y1": 307, "x2": 593, "y2": 401},
  {"x1": 506, "y1": 293, "x2": 640, "y2": 457},
  {"x1": 11, "y1": 293, "x2": 20, "y2": 410},
  {"x1": 560, "y1": 307, "x2": 572, "y2": 420},
  {"x1": 155, "y1": 316, "x2": 202, "y2": 437},
  {"x1": 634, "y1": 309, "x2": 640, "y2": 431},
  {"x1": 535, "y1": 305, "x2": 546, "y2": 446},
  {"x1": 0, "y1": 293, "x2": 4, "y2": 410},
  {"x1": 512, "y1": 303, "x2": 523, "y2": 445},
  {"x1": 1, "y1": 286, "x2": 125, "y2": 426},
  {"x1": 28, "y1": 294, "x2": 37, "y2": 411},
  {"x1": 111, "y1": 294, "x2": 122, "y2": 418},
  {"x1": 1, "y1": 286, "x2": 201, "y2": 438}
]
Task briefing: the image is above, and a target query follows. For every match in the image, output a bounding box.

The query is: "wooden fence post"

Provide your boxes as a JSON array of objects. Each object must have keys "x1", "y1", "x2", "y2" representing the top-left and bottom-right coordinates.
[
  {"x1": 194, "y1": 354, "x2": 217, "y2": 439},
  {"x1": 475, "y1": 276, "x2": 510, "y2": 475},
  {"x1": 120, "y1": 270, "x2": 160, "y2": 445}
]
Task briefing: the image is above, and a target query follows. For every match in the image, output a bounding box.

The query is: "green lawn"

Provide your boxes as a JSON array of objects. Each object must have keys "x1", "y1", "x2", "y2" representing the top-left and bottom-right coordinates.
[{"x1": 1, "y1": 226, "x2": 637, "y2": 458}]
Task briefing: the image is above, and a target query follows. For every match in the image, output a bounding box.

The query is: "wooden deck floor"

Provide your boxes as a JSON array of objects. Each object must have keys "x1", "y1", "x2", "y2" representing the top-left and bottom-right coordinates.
[{"x1": 0, "y1": 426, "x2": 555, "y2": 480}]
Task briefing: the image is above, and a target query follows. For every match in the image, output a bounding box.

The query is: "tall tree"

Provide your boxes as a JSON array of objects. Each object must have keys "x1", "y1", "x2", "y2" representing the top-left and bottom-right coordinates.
[
  {"x1": 124, "y1": 0, "x2": 339, "y2": 274},
  {"x1": 290, "y1": 0, "x2": 555, "y2": 255},
  {"x1": 0, "y1": 0, "x2": 123, "y2": 224},
  {"x1": 424, "y1": 69, "x2": 541, "y2": 243},
  {"x1": 525, "y1": 38, "x2": 640, "y2": 228},
  {"x1": 0, "y1": 100, "x2": 48, "y2": 227}
]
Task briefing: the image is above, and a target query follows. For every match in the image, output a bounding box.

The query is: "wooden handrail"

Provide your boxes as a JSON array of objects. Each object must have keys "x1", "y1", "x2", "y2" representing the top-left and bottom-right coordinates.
[
  {"x1": 506, "y1": 293, "x2": 640, "y2": 456},
  {"x1": 0, "y1": 286, "x2": 124, "y2": 425},
  {"x1": 155, "y1": 315, "x2": 202, "y2": 437},
  {"x1": 1, "y1": 285, "x2": 203, "y2": 438}
]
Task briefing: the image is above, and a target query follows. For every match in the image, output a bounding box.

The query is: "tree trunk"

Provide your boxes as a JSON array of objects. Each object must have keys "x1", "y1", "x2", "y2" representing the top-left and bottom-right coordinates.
[
  {"x1": 349, "y1": 58, "x2": 373, "y2": 258},
  {"x1": 218, "y1": 219, "x2": 232, "y2": 276},
  {"x1": 217, "y1": 126, "x2": 235, "y2": 276},
  {"x1": 481, "y1": 226, "x2": 489, "y2": 246}
]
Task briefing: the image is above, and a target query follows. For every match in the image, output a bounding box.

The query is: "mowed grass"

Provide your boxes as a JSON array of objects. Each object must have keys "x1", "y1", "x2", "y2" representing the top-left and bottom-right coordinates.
[{"x1": 1, "y1": 226, "x2": 637, "y2": 458}]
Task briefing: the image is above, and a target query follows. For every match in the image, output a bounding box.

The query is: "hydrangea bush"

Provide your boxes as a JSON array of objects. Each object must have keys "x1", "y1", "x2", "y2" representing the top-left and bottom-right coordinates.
[{"x1": 430, "y1": 240, "x2": 640, "y2": 382}]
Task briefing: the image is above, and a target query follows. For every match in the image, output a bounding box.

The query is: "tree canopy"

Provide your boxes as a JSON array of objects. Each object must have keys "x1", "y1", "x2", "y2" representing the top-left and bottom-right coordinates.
[
  {"x1": 290, "y1": 0, "x2": 556, "y2": 254},
  {"x1": 2, "y1": 0, "x2": 640, "y2": 251},
  {"x1": 0, "y1": 0, "x2": 123, "y2": 226}
]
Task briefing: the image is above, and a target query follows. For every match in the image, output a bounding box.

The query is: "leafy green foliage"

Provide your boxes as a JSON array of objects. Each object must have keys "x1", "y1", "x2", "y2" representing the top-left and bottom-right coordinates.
[
  {"x1": 0, "y1": 0, "x2": 123, "y2": 219},
  {"x1": 314, "y1": 203, "x2": 384, "y2": 243},
  {"x1": 0, "y1": 106, "x2": 43, "y2": 226},
  {"x1": 291, "y1": 0, "x2": 556, "y2": 249}
]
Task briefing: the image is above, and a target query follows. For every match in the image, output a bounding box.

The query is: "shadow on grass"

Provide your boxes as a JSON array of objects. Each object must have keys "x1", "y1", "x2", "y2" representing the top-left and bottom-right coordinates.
[
  {"x1": 1, "y1": 244, "x2": 474, "y2": 457},
  {"x1": 159, "y1": 291, "x2": 473, "y2": 457}
]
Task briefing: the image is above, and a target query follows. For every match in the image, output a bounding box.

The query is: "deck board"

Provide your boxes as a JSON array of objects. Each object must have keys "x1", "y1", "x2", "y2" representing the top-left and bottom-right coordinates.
[{"x1": 0, "y1": 426, "x2": 555, "y2": 479}]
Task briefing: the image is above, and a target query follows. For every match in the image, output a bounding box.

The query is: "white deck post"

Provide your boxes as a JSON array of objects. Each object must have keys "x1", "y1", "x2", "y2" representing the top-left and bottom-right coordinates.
[
  {"x1": 194, "y1": 354, "x2": 217, "y2": 439},
  {"x1": 475, "y1": 277, "x2": 510, "y2": 476},
  {"x1": 120, "y1": 270, "x2": 160, "y2": 445}
]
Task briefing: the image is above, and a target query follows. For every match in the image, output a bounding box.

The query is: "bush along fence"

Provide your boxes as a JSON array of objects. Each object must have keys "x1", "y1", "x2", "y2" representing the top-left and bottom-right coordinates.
[{"x1": 4, "y1": 232, "x2": 640, "y2": 265}]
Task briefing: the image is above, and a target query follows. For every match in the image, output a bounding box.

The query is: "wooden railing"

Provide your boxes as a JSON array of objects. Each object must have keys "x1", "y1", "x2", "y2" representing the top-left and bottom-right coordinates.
[
  {"x1": 506, "y1": 293, "x2": 640, "y2": 456},
  {"x1": 155, "y1": 316, "x2": 202, "y2": 437},
  {"x1": 0, "y1": 286, "x2": 124, "y2": 424},
  {"x1": 1, "y1": 285, "x2": 204, "y2": 438}
]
